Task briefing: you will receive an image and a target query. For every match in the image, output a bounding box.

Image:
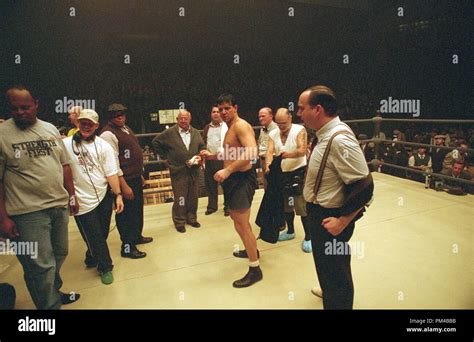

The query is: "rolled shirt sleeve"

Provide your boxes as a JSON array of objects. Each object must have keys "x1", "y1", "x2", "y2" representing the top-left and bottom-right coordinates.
[{"x1": 330, "y1": 134, "x2": 369, "y2": 185}]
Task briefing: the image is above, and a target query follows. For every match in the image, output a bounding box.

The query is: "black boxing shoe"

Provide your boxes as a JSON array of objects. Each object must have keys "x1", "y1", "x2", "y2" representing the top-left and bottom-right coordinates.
[
  {"x1": 233, "y1": 249, "x2": 260, "y2": 259},
  {"x1": 232, "y1": 266, "x2": 263, "y2": 288}
]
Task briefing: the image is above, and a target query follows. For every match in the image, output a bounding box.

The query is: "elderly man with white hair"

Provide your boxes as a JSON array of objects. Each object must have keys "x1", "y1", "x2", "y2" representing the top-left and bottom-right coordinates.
[{"x1": 152, "y1": 110, "x2": 206, "y2": 233}]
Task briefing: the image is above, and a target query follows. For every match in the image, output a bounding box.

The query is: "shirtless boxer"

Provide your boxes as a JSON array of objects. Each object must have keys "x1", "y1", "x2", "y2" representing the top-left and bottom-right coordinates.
[{"x1": 201, "y1": 94, "x2": 261, "y2": 288}]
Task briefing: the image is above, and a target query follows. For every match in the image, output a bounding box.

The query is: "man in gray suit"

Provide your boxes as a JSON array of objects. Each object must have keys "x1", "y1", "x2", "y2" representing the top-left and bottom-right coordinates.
[{"x1": 152, "y1": 110, "x2": 206, "y2": 233}]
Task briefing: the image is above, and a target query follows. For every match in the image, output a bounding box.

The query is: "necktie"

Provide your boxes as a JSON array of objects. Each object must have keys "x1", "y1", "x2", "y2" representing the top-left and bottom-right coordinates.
[{"x1": 308, "y1": 136, "x2": 318, "y2": 160}]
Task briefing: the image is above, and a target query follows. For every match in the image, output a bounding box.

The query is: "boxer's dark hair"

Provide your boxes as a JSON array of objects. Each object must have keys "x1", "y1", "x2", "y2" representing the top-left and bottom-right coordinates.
[{"x1": 217, "y1": 94, "x2": 237, "y2": 106}]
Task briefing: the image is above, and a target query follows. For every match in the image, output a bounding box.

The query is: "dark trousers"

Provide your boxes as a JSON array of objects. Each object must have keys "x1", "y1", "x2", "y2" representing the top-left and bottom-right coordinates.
[
  {"x1": 74, "y1": 193, "x2": 113, "y2": 273},
  {"x1": 204, "y1": 159, "x2": 226, "y2": 211},
  {"x1": 259, "y1": 156, "x2": 268, "y2": 189},
  {"x1": 171, "y1": 171, "x2": 199, "y2": 227},
  {"x1": 307, "y1": 203, "x2": 356, "y2": 309},
  {"x1": 0, "y1": 283, "x2": 16, "y2": 309},
  {"x1": 116, "y1": 176, "x2": 144, "y2": 247}
]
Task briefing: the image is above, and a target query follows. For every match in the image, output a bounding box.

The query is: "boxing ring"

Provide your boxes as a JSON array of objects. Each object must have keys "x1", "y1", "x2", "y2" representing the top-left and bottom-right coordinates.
[{"x1": 2, "y1": 116, "x2": 473, "y2": 309}]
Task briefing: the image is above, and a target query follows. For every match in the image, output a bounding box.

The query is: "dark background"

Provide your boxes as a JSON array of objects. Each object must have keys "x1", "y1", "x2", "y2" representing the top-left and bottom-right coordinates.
[{"x1": 0, "y1": 0, "x2": 472, "y2": 133}]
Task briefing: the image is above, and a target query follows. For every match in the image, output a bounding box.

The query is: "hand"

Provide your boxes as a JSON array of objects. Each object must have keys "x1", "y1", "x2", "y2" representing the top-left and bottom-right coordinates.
[
  {"x1": 280, "y1": 151, "x2": 292, "y2": 159},
  {"x1": 186, "y1": 156, "x2": 202, "y2": 167},
  {"x1": 115, "y1": 196, "x2": 124, "y2": 214},
  {"x1": 123, "y1": 185, "x2": 135, "y2": 200},
  {"x1": 141, "y1": 175, "x2": 146, "y2": 187},
  {"x1": 321, "y1": 217, "x2": 348, "y2": 236},
  {"x1": 0, "y1": 217, "x2": 19, "y2": 238},
  {"x1": 203, "y1": 150, "x2": 217, "y2": 160},
  {"x1": 200, "y1": 150, "x2": 212, "y2": 159},
  {"x1": 214, "y1": 168, "x2": 231, "y2": 183},
  {"x1": 264, "y1": 165, "x2": 270, "y2": 175},
  {"x1": 69, "y1": 195, "x2": 79, "y2": 216}
]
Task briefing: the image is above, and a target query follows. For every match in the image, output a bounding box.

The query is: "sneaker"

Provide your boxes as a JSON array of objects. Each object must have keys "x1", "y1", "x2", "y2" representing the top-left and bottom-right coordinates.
[
  {"x1": 311, "y1": 287, "x2": 323, "y2": 298},
  {"x1": 232, "y1": 266, "x2": 263, "y2": 288},
  {"x1": 302, "y1": 240, "x2": 312, "y2": 253},
  {"x1": 278, "y1": 231, "x2": 295, "y2": 241},
  {"x1": 101, "y1": 271, "x2": 114, "y2": 285}
]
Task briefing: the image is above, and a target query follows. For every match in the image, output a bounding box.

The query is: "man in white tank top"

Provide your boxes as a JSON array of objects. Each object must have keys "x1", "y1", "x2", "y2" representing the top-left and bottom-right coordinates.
[{"x1": 265, "y1": 108, "x2": 312, "y2": 253}]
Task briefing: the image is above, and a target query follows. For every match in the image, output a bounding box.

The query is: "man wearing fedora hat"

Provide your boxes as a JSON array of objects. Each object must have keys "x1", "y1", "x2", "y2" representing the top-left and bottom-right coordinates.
[{"x1": 100, "y1": 104, "x2": 152, "y2": 259}]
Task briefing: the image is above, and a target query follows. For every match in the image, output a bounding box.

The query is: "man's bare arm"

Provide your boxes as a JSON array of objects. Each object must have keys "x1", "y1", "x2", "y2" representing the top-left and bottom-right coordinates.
[
  {"x1": 0, "y1": 182, "x2": 19, "y2": 237},
  {"x1": 63, "y1": 164, "x2": 79, "y2": 215},
  {"x1": 282, "y1": 129, "x2": 307, "y2": 159},
  {"x1": 265, "y1": 138, "x2": 275, "y2": 172}
]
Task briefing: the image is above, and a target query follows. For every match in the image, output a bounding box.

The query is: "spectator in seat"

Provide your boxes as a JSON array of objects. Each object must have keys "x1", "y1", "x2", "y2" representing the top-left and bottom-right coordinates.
[
  {"x1": 441, "y1": 159, "x2": 473, "y2": 194},
  {"x1": 408, "y1": 146, "x2": 432, "y2": 182},
  {"x1": 442, "y1": 140, "x2": 469, "y2": 173}
]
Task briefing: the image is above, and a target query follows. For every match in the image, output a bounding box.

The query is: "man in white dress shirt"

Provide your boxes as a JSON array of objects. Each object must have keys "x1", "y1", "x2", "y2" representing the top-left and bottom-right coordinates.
[{"x1": 298, "y1": 85, "x2": 373, "y2": 309}]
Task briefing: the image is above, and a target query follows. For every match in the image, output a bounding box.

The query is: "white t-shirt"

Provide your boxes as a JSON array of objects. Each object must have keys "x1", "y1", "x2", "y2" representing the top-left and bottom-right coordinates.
[
  {"x1": 64, "y1": 136, "x2": 118, "y2": 215},
  {"x1": 269, "y1": 124, "x2": 307, "y2": 172}
]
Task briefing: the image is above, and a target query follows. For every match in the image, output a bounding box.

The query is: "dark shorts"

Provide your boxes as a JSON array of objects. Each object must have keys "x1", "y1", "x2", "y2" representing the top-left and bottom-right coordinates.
[{"x1": 222, "y1": 169, "x2": 258, "y2": 210}]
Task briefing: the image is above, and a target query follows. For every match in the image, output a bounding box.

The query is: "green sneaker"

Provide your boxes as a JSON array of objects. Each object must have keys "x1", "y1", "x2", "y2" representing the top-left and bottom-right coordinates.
[{"x1": 101, "y1": 271, "x2": 114, "y2": 285}]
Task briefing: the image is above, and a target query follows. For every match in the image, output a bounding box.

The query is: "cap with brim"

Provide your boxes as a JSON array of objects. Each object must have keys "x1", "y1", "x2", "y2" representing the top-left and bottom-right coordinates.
[
  {"x1": 78, "y1": 109, "x2": 99, "y2": 124},
  {"x1": 435, "y1": 135, "x2": 446, "y2": 140},
  {"x1": 108, "y1": 103, "x2": 127, "y2": 112}
]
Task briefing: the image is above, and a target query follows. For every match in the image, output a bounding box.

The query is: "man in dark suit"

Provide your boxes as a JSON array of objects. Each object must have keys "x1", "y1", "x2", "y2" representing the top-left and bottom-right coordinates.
[{"x1": 152, "y1": 110, "x2": 206, "y2": 233}]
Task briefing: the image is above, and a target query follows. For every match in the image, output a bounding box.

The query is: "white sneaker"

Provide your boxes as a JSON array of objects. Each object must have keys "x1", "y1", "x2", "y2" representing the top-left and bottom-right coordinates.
[{"x1": 311, "y1": 286, "x2": 323, "y2": 298}]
